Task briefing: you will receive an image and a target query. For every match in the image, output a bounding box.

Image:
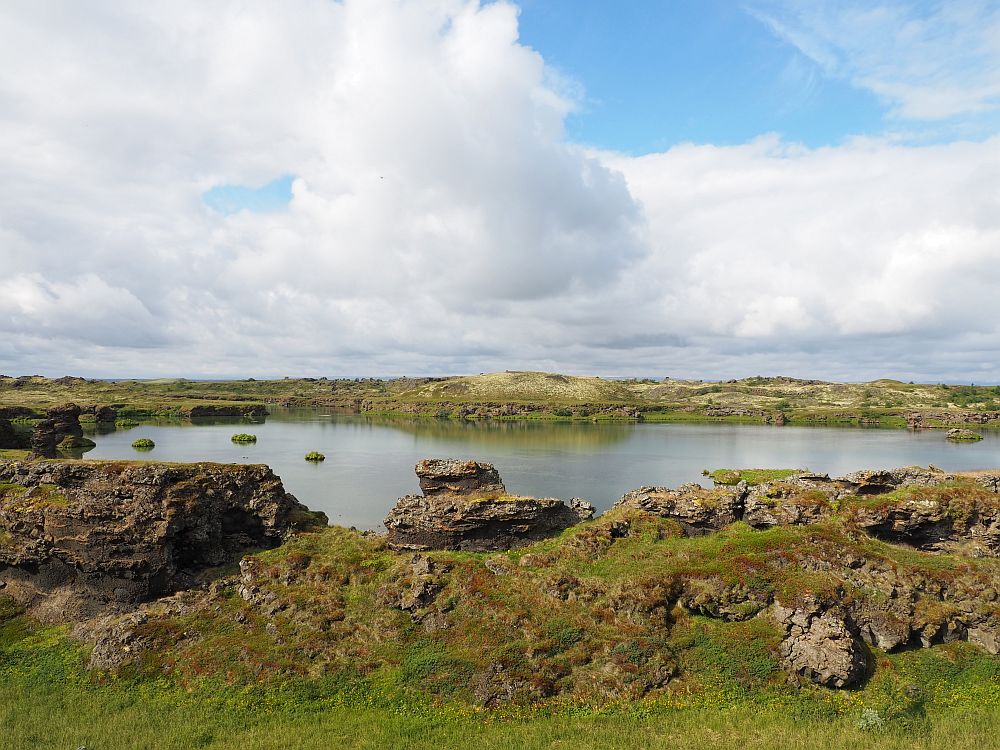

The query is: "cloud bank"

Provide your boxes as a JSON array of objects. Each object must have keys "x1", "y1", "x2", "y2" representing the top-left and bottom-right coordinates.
[{"x1": 1, "y1": 0, "x2": 999, "y2": 381}]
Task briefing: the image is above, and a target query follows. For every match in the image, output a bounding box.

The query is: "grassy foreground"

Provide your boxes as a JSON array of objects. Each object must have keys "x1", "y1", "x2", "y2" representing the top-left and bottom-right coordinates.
[{"x1": 3, "y1": 629, "x2": 999, "y2": 750}]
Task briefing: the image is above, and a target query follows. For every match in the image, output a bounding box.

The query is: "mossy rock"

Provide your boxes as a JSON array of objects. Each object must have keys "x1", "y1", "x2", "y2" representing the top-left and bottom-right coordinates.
[
  {"x1": 947, "y1": 429, "x2": 983, "y2": 442},
  {"x1": 231, "y1": 433, "x2": 258, "y2": 444},
  {"x1": 57, "y1": 435, "x2": 96, "y2": 449},
  {"x1": 304, "y1": 451, "x2": 325, "y2": 462},
  {"x1": 131, "y1": 438, "x2": 155, "y2": 450},
  {"x1": 706, "y1": 468, "x2": 805, "y2": 486}
]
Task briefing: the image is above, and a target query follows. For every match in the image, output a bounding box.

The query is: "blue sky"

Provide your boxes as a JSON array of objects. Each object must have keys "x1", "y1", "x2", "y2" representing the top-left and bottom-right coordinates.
[{"x1": 517, "y1": 0, "x2": 887, "y2": 152}]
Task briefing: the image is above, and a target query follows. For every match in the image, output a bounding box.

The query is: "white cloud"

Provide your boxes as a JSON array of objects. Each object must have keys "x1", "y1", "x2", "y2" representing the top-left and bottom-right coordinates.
[
  {"x1": 750, "y1": 1, "x2": 1000, "y2": 120},
  {"x1": 1, "y1": 0, "x2": 1000, "y2": 382}
]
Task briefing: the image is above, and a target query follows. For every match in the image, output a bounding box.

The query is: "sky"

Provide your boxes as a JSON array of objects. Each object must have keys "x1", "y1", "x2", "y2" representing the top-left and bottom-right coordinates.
[{"x1": 1, "y1": 0, "x2": 999, "y2": 382}]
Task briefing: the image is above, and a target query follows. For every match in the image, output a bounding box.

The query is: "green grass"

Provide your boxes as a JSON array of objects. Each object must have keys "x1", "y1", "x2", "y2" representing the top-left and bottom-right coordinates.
[
  {"x1": 231, "y1": 433, "x2": 258, "y2": 444},
  {"x1": 4, "y1": 372, "x2": 1000, "y2": 430},
  {"x1": 706, "y1": 468, "x2": 806, "y2": 486},
  {"x1": 2, "y1": 622, "x2": 999, "y2": 750},
  {"x1": 304, "y1": 451, "x2": 325, "y2": 462},
  {"x1": 132, "y1": 438, "x2": 156, "y2": 449}
]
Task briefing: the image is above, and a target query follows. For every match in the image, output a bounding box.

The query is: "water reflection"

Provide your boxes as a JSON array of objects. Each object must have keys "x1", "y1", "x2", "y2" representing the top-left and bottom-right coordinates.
[{"x1": 81, "y1": 408, "x2": 1000, "y2": 531}]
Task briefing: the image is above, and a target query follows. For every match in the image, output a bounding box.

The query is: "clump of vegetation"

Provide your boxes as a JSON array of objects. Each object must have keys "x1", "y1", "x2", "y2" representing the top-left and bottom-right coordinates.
[
  {"x1": 947, "y1": 429, "x2": 983, "y2": 442},
  {"x1": 231, "y1": 433, "x2": 257, "y2": 444},
  {"x1": 131, "y1": 438, "x2": 155, "y2": 450},
  {"x1": 304, "y1": 451, "x2": 325, "y2": 462},
  {"x1": 706, "y1": 468, "x2": 806, "y2": 486},
  {"x1": 115, "y1": 418, "x2": 140, "y2": 428}
]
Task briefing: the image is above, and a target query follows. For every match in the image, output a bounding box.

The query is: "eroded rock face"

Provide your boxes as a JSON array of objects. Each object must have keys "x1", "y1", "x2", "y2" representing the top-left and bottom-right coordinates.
[
  {"x1": 416, "y1": 458, "x2": 506, "y2": 496},
  {"x1": 0, "y1": 460, "x2": 327, "y2": 620},
  {"x1": 29, "y1": 403, "x2": 93, "y2": 457},
  {"x1": 774, "y1": 599, "x2": 867, "y2": 689},
  {"x1": 615, "y1": 484, "x2": 743, "y2": 533},
  {"x1": 94, "y1": 406, "x2": 118, "y2": 424},
  {"x1": 385, "y1": 459, "x2": 594, "y2": 551},
  {"x1": 837, "y1": 467, "x2": 949, "y2": 494},
  {"x1": 849, "y1": 498, "x2": 1000, "y2": 556}
]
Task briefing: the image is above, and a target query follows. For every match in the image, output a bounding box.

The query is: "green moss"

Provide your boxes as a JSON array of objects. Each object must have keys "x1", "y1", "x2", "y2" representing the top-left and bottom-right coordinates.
[
  {"x1": 706, "y1": 468, "x2": 806, "y2": 486},
  {"x1": 56, "y1": 435, "x2": 96, "y2": 449},
  {"x1": 231, "y1": 433, "x2": 258, "y2": 444},
  {"x1": 131, "y1": 438, "x2": 156, "y2": 450},
  {"x1": 304, "y1": 451, "x2": 325, "y2": 462}
]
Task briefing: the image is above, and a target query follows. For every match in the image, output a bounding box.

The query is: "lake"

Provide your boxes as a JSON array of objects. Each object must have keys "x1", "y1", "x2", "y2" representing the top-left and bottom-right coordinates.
[{"x1": 81, "y1": 409, "x2": 1000, "y2": 529}]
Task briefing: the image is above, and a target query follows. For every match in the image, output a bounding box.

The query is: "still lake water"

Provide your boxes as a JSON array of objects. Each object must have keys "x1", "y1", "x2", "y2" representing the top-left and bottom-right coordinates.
[{"x1": 82, "y1": 409, "x2": 1000, "y2": 530}]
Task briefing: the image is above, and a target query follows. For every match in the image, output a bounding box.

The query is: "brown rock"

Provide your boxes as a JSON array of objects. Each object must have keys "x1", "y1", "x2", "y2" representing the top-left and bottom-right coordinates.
[
  {"x1": 0, "y1": 460, "x2": 327, "y2": 620},
  {"x1": 614, "y1": 483, "x2": 742, "y2": 533},
  {"x1": 773, "y1": 599, "x2": 867, "y2": 689},
  {"x1": 29, "y1": 403, "x2": 87, "y2": 457},
  {"x1": 384, "y1": 459, "x2": 592, "y2": 551},
  {"x1": 416, "y1": 458, "x2": 506, "y2": 496}
]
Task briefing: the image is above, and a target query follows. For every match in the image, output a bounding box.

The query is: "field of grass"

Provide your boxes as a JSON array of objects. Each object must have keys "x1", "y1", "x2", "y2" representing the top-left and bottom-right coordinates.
[{"x1": 4, "y1": 372, "x2": 1000, "y2": 427}]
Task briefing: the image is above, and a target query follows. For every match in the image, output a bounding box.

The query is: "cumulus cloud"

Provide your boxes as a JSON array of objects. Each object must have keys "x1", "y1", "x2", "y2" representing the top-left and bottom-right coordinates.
[{"x1": 0, "y1": 0, "x2": 999, "y2": 381}]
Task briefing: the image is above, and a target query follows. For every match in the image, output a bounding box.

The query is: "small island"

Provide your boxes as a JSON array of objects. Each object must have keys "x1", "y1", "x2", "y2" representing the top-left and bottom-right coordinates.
[
  {"x1": 131, "y1": 438, "x2": 155, "y2": 450},
  {"x1": 304, "y1": 451, "x2": 326, "y2": 462},
  {"x1": 231, "y1": 433, "x2": 258, "y2": 444}
]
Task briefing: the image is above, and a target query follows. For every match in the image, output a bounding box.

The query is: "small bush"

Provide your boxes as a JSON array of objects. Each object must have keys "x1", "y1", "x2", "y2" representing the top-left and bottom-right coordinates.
[
  {"x1": 231, "y1": 433, "x2": 257, "y2": 444},
  {"x1": 131, "y1": 438, "x2": 155, "y2": 450},
  {"x1": 304, "y1": 451, "x2": 325, "y2": 462}
]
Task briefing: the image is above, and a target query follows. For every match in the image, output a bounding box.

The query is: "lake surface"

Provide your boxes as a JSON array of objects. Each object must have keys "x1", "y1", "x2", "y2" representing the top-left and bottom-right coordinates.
[{"x1": 82, "y1": 409, "x2": 1000, "y2": 529}]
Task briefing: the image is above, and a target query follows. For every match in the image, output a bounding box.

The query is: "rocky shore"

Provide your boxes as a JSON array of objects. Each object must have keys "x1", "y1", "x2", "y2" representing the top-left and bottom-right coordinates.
[{"x1": 2, "y1": 452, "x2": 1000, "y2": 705}]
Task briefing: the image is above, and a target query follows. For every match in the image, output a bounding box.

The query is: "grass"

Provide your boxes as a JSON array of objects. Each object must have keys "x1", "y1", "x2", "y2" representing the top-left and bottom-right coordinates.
[
  {"x1": 304, "y1": 451, "x2": 325, "y2": 462},
  {"x1": 232, "y1": 433, "x2": 258, "y2": 444},
  {"x1": 2, "y1": 618, "x2": 999, "y2": 750},
  {"x1": 132, "y1": 438, "x2": 156, "y2": 449},
  {"x1": 4, "y1": 372, "x2": 1000, "y2": 428},
  {"x1": 706, "y1": 468, "x2": 807, "y2": 486}
]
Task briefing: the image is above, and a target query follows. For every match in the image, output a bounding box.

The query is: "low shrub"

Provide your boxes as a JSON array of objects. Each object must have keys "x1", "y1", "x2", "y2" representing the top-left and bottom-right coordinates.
[
  {"x1": 231, "y1": 433, "x2": 258, "y2": 444},
  {"x1": 304, "y1": 451, "x2": 326, "y2": 462},
  {"x1": 131, "y1": 438, "x2": 155, "y2": 450}
]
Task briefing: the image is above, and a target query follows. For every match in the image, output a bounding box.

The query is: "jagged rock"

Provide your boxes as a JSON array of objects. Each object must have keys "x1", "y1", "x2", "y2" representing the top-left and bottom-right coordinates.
[
  {"x1": 614, "y1": 483, "x2": 742, "y2": 533},
  {"x1": 743, "y1": 476, "x2": 842, "y2": 528},
  {"x1": 838, "y1": 467, "x2": 949, "y2": 495},
  {"x1": 0, "y1": 460, "x2": 327, "y2": 620},
  {"x1": 975, "y1": 474, "x2": 1000, "y2": 493},
  {"x1": 849, "y1": 495, "x2": 1000, "y2": 556},
  {"x1": 416, "y1": 458, "x2": 506, "y2": 496},
  {"x1": 678, "y1": 576, "x2": 771, "y2": 620},
  {"x1": 94, "y1": 406, "x2": 118, "y2": 424},
  {"x1": 385, "y1": 460, "x2": 591, "y2": 551},
  {"x1": 29, "y1": 403, "x2": 94, "y2": 457},
  {"x1": 773, "y1": 599, "x2": 867, "y2": 688}
]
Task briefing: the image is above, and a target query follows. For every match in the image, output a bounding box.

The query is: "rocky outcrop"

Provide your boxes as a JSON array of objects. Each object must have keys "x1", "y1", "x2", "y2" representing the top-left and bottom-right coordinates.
[
  {"x1": 947, "y1": 428, "x2": 983, "y2": 442},
  {"x1": 0, "y1": 460, "x2": 327, "y2": 620},
  {"x1": 616, "y1": 467, "x2": 1000, "y2": 558},
  {"x1": 774, "y1": 599, "x2": 868, "y2": 688},
  {"x1": 849, "y1": 494, "x2": 1000, "y2": 556},
  {"x1": 28, "y1": 403, "x2": 95, "y2": 457},
  {"x1": 95, "y1": 405, "x2": 118, "y2": 424},
  {"x1": 838, "y1": 466, "x2": 949, "y2": 494},
  {"x1": 416, "y1": 458, "x2": 506, "y2": 496},
  {"x1": 616, "y1": 484, "x2": 743, "y2": 533},
  {"x1": 384, "y1": 460, "x2": 594, "y2": 551}
]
